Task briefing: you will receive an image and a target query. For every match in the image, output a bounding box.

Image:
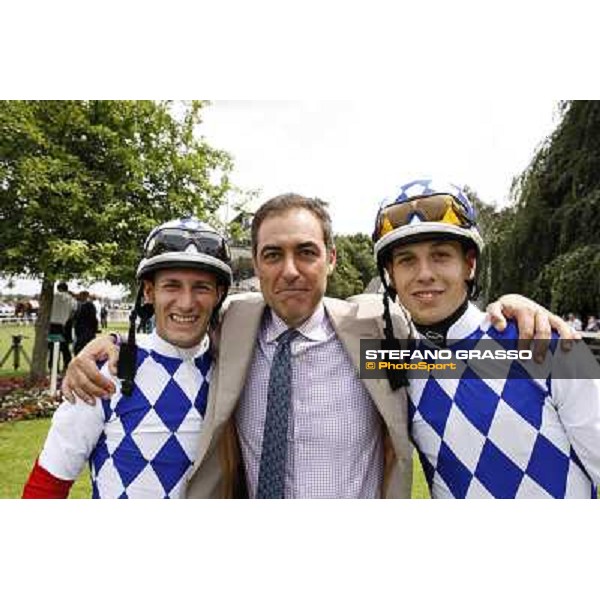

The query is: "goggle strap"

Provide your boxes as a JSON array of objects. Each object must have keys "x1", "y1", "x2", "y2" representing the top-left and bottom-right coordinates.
[{"x1": 117, "y1": 290, "x2": 142, "y2": 397}]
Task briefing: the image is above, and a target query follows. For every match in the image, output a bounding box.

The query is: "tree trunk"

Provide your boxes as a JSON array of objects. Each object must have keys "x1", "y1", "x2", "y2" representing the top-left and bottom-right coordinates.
[{"x1": 29, "y1": 275, "x2": 54, "y2": 382}]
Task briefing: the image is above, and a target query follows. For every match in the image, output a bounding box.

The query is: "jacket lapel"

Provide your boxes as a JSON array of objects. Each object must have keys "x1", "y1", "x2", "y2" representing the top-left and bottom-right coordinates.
[
  {"x1": 213, "y1": 295, "x2": 265, "y2": 424},
  {"x1": 324, "y1": 298, "x2": 406, "y2": 437},
  {"x1": 190, "y1": 295, "x2": 265, "y2": 482}
]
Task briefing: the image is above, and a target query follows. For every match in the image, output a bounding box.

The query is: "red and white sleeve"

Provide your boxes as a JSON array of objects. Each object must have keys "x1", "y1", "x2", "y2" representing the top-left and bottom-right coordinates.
[{"x1": 22, "y1": 458, "x2": 74, "y2": 499}]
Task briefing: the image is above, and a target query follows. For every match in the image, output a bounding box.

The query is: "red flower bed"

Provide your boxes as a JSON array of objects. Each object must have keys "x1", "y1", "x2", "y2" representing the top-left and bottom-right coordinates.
[
  {"x1": 0, "y1": 376, "x2": 28, "y2": 397},
  {"x1": 0, "y1": 376, "x2": 62, "y2": 422}
]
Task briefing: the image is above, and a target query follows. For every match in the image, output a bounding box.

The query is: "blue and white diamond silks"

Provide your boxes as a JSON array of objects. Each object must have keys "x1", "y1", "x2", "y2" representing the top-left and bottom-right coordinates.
[
  {"x1": 89, "y1": 332, "x2": 212, "y2": 499},
  {"x1": 409, "y1": 303, "x2": 599, "y2": 499}
]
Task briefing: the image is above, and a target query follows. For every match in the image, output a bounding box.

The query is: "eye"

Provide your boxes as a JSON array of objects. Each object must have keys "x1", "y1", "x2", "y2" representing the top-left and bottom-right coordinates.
[
  {"x1": 262, "y1": 250, "x2": 280, "y2": 262},
  {"x1": 394, "y1": 254, "x2": 413, "y2": 265}
]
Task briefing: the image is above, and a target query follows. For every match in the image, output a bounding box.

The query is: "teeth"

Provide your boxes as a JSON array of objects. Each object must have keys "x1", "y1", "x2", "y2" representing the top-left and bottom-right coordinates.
[{"x1": 171, "y1": 315, "x2": 198, "y2": 323}]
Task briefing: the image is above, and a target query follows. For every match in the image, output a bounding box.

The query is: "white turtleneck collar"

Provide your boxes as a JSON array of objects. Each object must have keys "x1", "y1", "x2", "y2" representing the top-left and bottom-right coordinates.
[{"x1": 137, "y1": 330, "x2": 210, "y2": 360}]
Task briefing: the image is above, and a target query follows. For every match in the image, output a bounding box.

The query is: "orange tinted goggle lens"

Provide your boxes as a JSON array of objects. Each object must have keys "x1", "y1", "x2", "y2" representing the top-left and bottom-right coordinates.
[{"x1": 377, "y1": 195, "x2": 470, "y2": 238}]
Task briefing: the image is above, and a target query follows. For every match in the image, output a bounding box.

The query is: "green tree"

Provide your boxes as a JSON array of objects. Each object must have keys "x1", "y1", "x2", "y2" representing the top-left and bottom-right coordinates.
[
  {"x1": 327, "y1": 233, "x2": 377, "y2": 298},
  {"x1": 0, "y1": 100, "x2": 233, "y2": 379},
  {"x1": 463, "y1": 185, "x2": 515, "y2": 306},
  {"x1": 482, "y1": 101, "x2": 600, "y2": 316}
]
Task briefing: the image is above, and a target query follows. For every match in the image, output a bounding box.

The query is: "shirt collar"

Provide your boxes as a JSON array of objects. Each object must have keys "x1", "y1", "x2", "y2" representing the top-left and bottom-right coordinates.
[
  {"x1": 149, "y1": 330, "x2": 210, "y2": 359},
  {"x1": 446, "y1": 302, "x2": 484, "y2": 340},
  {"x1": 264, "y1": 302, "x2": 329, "y2": 343}
]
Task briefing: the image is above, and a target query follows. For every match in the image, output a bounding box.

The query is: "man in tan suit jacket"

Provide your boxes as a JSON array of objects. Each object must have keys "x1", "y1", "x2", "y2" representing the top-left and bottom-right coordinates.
[{"x1": 185, "y1": 291, "x2": 414, "y2": 498}]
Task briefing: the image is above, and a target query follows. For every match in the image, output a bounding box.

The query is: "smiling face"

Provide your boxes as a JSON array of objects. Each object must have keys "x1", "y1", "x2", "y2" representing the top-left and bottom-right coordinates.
[
  {"x1": 253, "y1": 208, "x2": 336, "y2": 328},
  {"x1": 143, "y1": 268, "x2": 223, "y2": 348},
  {"x1": 387, "y1": 239, "x2": 475, "y2": 326}
]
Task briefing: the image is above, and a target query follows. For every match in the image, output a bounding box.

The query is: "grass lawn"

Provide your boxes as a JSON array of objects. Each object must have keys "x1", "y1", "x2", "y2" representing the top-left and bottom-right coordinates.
[
  {"x1": 0, "y1": 418, "x2": 91, "y2": 498},
  {"x1": 411, "y1": 455, "x2": 430, "y2": 499},
  {"x1": 0, "y1": 417, "x2": 431, "y2": 499}
]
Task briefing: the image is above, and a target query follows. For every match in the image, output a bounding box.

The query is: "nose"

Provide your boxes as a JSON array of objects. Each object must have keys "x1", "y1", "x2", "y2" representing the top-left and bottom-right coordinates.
[
  {"x1": 176, "y1": 286, "x2": 195, "y2": 311},
  {"x1": 281, "y1": 254, "x2": 300, "y2": 282},
  {"x1": 415, "y1": 257, "x2": 435, "y2": 283}
]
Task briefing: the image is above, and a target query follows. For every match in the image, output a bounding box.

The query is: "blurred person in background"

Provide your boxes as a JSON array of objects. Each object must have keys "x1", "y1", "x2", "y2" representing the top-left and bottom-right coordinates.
[
  {"x1": 48, "y1": 282, "x2": 76, "y2": 371},
  {"x1": 585, "y1": 315, "x2": 599, "y2": 332},
  {"x1": 73, "y1": 291, "x2": 99, "y2": 355},
  {"x1": 100, "y1": 304, "x2": 109, "y2": 329}
]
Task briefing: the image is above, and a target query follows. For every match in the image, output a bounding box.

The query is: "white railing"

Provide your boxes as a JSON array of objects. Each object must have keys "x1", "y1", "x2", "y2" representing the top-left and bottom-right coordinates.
[
  {"x1": 0, "y1": 315, "x2": 36, "y2": 325},
  {"x1": 1, "y1": 309, "x2": 133, "y2": 325},
  {"x1": 107, "y1": 309, "x2": 131, "y2": 323}
]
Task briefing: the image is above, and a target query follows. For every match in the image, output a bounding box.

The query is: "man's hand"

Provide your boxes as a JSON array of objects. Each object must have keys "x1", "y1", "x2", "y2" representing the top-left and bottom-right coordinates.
[
  {"x1": 486, "y1": 294, "x2": 580, "y2": 361},
  {"x1": 61, "y1": 335, "x2": 119, "y2": 405}
]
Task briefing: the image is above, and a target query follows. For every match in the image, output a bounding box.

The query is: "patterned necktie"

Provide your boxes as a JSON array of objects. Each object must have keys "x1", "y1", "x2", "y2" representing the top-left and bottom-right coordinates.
[{"x1": 256, "y1": 328, "x2": 299, "y2": 499}]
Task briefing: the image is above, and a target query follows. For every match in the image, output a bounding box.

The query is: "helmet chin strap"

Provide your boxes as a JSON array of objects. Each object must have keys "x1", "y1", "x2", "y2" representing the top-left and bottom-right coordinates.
[
  {"x1": 116, "y1": 285, "x2": 152, "y2": 397},
  {"x1": 116, "y1": 287, "x2": 144, "y2": 396},
  {"x1": 116, "y1": 217, "x2": 231, "y2": 397},
  {"x1": 116, "y1": 282, "x2": 226, "y2": 397},
  {"x1": 377, "y1": 263, "x2": 409, "y2": 391}
]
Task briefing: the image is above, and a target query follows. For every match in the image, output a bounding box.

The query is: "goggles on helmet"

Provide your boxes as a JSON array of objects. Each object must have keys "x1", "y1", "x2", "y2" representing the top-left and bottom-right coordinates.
[
  {"x1": 374, "y1": 194, "x2": 474, "y2": 242},
  {"x1": 145, "y1": 228, "x2": 231, "y2": 264}
]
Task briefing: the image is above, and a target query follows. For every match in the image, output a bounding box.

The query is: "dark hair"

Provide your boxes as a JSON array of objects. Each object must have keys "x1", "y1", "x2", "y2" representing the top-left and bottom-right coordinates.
[
  {"x1": 251, "y1": 193, "x2": 334, "y2": 256},
  {"x1": 57, "y1": 281, "x2": 68, "y2": 292}
]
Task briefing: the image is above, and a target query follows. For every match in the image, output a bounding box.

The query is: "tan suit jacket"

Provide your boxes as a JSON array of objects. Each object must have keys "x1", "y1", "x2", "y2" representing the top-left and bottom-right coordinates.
[{"x1": 186, "y1": 293, "x2": 414, "y2": 498}]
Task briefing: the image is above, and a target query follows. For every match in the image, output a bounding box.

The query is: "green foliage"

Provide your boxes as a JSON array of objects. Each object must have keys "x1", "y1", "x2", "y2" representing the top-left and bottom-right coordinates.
[
  {"x1": 0, "y1": 100, "x2": 232, "y2": 285},
  {"x1": 534, "y1": 245, "x2": 600, "y2": 314},
  {"x1": 327, "y1": 233, "x2": 377, "y2": 298},
  {"x1": 480, "y1": 101, "x2": 600, "y2": 317},
  {"x1": 0, "y1": 100, "x2": 233, "y2": 377}
]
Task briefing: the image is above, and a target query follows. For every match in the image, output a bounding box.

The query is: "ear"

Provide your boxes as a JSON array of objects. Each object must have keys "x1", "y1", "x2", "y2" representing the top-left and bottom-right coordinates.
[
  {"x1": 465, "y1": 249, "x2": 477, "y2": 279},
  {"x1": 142, "y1": 279, "x2": 155, "y2": 305},
  {"x1": 327, "y1": 246, "x2": 337, "y2": 275},
  {"x1": 383, "y1": 262, "x2": 396, "y2": 292}
]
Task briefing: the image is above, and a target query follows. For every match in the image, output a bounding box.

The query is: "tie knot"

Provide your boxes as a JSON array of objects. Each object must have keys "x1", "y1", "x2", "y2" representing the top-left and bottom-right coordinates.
[{"x1": 277, "y1": 328, "x2": 299, "y2": 346}]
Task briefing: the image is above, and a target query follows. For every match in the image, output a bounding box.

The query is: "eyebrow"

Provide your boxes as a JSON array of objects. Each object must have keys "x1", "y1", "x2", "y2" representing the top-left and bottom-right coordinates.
[
  {"x1": 260, "y1": 241, "x2": 319, "y2": 254},
  {"x1": 159, "y1": 278, "x2": 213, "y2": 286},
  {"x1": 392, "y1": 248, "x2": 413, "y2": 258},
  {"x1": 393, "y1": 242, "x2": 453, "y2": 256},
  {"x1": 259, "y1": 244, "x2": 283, "y2": 255}
]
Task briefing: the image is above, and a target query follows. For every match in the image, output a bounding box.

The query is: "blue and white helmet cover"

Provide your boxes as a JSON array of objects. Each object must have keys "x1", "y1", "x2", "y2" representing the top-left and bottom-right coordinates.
[{"x1": 373, "y1": 177, "x2": 483, "y2": 260}]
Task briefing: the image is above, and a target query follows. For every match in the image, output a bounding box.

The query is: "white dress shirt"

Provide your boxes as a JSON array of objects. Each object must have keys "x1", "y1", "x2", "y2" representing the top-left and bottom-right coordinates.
[{"x1": 236, "y1": 303, "x2": 384, "y2": 498}]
